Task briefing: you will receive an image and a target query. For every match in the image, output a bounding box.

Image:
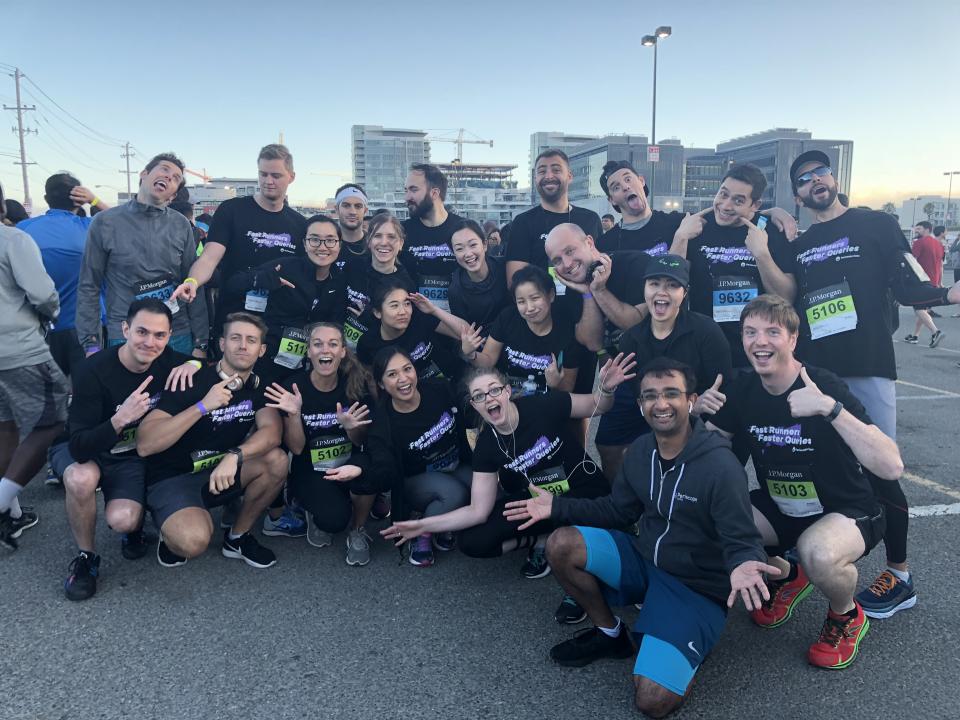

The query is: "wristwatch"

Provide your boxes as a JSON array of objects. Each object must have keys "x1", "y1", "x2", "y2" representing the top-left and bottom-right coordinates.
[
  {"x1": 226, "y1": 447, "x2": 244, "y2": 467},
  {"x1": 825, "y1": 400, "x2": 843, "y2": 423},
  {"x1": 194, "y1": 341, "x2": 209, "y2": 352}
]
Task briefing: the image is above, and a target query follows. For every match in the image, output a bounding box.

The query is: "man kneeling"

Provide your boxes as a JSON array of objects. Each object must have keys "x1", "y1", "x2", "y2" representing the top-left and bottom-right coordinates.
[
  {"x1": 505, "y1": 357, "x2": 778, "y2": 717},
  {"x1": 137, "y1": 312, "x2": 287, "y2": 568}
]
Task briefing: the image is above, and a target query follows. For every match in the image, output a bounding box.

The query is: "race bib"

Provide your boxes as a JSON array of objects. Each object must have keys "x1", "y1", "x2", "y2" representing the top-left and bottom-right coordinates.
[
  {"x1": 343, "y1": 318, "x2": 365, "y2": 351},
  {"x1": 528, "y1": 465, "x2": 570, "y2": 496},
  {"x1": 804, "y1": 281, "x2": 857, "y2": 340},
  {"x1": 765, "y1": 467, "x2": 823, "y2": 518},
  {"x1": 274, "y1": 326, "x2": 307, "y2": 369},
  {"x1": 425, "y1": 444, "x2": 460, "y2": 473},
  {"x1": 190, "y1": 449, "x2": 225, "y2": 474},
  {"x1": 712, "y1": 276, "x2": 758, "y2": 323},
  {"x1": 110, "y1": 427, "x2": 138, "y2": 455},
  {"x1": 310, "y1": 435, "x2": 352, "y2": 471},
  {"x1": 135, "y1": 278, "x2": 179, "y2": 315},
  {"x1": 244, "y1": 289, "x2": 269, "y2": 312},
  {"x1": 418, "y1": 276, "x2": 450, "y2": 312}
]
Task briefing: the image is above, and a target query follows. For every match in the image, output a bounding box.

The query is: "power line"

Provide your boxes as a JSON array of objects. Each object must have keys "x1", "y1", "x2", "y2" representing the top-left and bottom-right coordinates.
[
  {"x1": 31, "y1": 109, "x2": 115, "y2": 172},
  {"x1": 21, "y1": 74, "x2": 123, "y2": 146},
  {"x1": 20, "y1": 84, "x2": 121, "y2": 150}
]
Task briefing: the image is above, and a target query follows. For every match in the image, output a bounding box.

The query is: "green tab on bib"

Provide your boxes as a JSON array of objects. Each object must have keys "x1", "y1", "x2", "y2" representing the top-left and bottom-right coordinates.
[
  {"x1": 310, "y1": 437, "x2": 352, "y2": 471},
  {"x1": 191, "y1": 450, "x2": 225, "y2": 473},
  {"x1": 529, "y1": 465, "x2": 570, "y2": 497},
  {"x1": 111, "y1": 426, "x2": 138, "y2": 455},
  {"x1": 765, "y1": 467, "x2": 823, "y2": 518},
  {"x1": 274, "y1": 326, "x2": 307, "y2": 369},
  {"x1": 804, "y1": 281, "x2": 857, "y2": 340}
]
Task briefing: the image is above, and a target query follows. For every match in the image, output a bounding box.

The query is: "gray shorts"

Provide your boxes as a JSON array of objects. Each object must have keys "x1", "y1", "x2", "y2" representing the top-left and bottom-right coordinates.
[
  {"x1": 841, "y1": 376, "x2": 897, "y2": 441},
  {"x1": 48, "y1": 441, "x2": 147, "y2": 505},
  {"x1": 146, "y1": 471, "x2": 244, "y2": 530},
  {"x1": 0, "y1": 359, "x2": 68, "y2": 432}
]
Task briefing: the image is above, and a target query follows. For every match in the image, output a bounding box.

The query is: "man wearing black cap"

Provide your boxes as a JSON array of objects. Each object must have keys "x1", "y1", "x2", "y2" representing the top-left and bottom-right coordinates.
[{"x1": 782, "y1": 149, "x2": 960, "y2": 620}]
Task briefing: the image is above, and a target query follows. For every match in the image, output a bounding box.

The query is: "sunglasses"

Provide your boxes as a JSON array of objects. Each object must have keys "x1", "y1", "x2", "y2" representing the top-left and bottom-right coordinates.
[{"x1": 795, "y1": 166, "x2": 832, "y2": 188}]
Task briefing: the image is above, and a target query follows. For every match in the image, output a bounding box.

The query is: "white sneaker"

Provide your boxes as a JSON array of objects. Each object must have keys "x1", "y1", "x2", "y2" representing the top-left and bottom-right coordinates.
[{"x1": 306, "y1": 512, "x2": 332, "y2": 548}]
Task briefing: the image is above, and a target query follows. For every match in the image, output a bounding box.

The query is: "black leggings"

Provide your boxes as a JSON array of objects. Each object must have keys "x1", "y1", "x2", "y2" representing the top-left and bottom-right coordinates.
[
  {"x1": 870, "y1": 475, "x2": 909, "y2": 565},
  {"x1": 289, "y1": 469, "x2": 379, "y2": 534},
  {"x1": 459, "y1": 469, "x2": 610, "y2": 559}
]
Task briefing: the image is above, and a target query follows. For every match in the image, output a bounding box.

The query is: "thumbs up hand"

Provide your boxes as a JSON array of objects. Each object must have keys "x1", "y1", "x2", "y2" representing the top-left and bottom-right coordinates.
[
  {"x1": 692, "y1": 374, "x2": 726, "y2": 416},
  {"x1": 787, "y1": 366, "x2": 834, "y2": 418}
]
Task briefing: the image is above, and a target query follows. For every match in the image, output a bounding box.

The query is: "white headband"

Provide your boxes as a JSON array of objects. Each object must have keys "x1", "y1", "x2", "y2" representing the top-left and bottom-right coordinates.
[{"x1": 335, "y1": 187, "x2": 368, "y2": 206}]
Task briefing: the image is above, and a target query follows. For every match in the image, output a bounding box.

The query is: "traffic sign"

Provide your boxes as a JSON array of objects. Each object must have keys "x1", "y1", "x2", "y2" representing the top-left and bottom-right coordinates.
[{"x1": 647, "y1": 145, "x2": 660, "y2": 163}]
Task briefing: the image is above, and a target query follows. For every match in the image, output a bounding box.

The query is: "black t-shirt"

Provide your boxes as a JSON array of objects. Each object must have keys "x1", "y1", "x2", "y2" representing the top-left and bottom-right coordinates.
[
  {"x1": 284, "y1": 371, "x2": 371, "y2": 477},
  {"x1": 67, "y1": 346, "x2": 189, "y2": 464},
  {"x1": 384, "y1": 379, "x2": 468, "y2": 477},
  {"x1": 401, "y1": 212, "x2": 464, "y2": 310},
  {"x1": 778, "y1": 208, "x2": 915, "y2": 380},
  {"x1": 472, "y1": 392, "x2": 592, "y2": 497},
  {"x1": 356, "y1": 309, "x2": 447, "y2": 381},
  {"x1": 597, "y1": 211, "x2": 685, "y2": 255},
  {"x1": 335, "y1": 239, "x2": 369, "y2": 273},
  {"x1": 594, "y1": 251, "x2": 653, "y2": 350},
  {"x1": 448, "y1": 254, "x2": 511, "y2": 330},
  {"x1": 145, "y1": 365, "x2": 267, "y2": 483},
  {"x1": 488, "y1": 304, "x2": 590, "y2": 396},
  {"x1": 206, "y1": 196, "x2": 308, "y2": 317},
  {"x1": 710, "y1": 366, "x2": 880, "y2": 518},
  {"x1": 687, "y1": 212, "x2": 792, "y2": 368},
  {"x1": 224, "y1": 256, "x2": 348, "y2": 370},
  {"x1": 342, "y1": 262, "x2": 417, "y2": 350}
]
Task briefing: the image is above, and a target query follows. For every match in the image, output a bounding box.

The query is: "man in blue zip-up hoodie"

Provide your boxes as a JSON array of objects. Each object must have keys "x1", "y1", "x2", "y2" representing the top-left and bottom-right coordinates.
[{"x1": 505, "y1": 356, "x2": 777, "y2": 718}]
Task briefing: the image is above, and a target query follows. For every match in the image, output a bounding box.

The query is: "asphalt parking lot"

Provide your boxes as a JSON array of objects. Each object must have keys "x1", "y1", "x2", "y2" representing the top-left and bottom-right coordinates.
[{"x1": 3, "y1": 306, "x2": 958, "y2": 720}]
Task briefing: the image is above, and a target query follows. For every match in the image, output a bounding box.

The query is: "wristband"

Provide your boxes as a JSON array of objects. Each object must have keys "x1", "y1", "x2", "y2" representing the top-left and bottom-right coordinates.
[
  {"x1": 825, "y1": 400, "x2": 843, "y2": 423},
  {"x1": 196, "y1": 401, "x2": 208, "y2": 416},
  {"x1": 91, "y1": 197, "x2": 100, "y2": 207},
  {"x1": 598, "y1": 385, "x2": 614, "y2": 397},
  {"x1": 583, "y1": 292, "x2": 593, "y2": 299},
  {"x1": 187, "y1": 360, "x2": 202, "y2": 369},
  {"x1": 184, "y1": 277, "x2": 198, "y2": 286}
]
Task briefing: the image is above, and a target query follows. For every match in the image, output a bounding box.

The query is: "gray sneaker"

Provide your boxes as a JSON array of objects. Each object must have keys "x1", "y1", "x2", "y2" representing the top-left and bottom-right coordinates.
[
  {"x1": 345, "y1": 526, "x2": 372, "y2": 566},
  {"x1": 306, "y1": 512, "x2": 332, "y2": 548}
]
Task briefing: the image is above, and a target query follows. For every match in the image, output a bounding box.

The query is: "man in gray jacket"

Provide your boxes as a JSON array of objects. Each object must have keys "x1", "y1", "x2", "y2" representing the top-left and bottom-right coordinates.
[
  {"x1": 0, "y1": 183, "x2": 69, "y2": 550},
  {"x1": 76, "y1": 153, "x2": 208, "y2": 357},
  {"x1": 504, "y1": 357, "x2": 779, "y2": 718}
]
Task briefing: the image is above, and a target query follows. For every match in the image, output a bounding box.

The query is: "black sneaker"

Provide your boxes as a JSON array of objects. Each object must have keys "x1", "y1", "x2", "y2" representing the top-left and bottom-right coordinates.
[
  {"x1": 10, "y1": 507, "x2": 39, "y2": 539},
  {"x1": 0, "y1": 509, "x2": 19, "y2": 550},
  {"x1": 550, "y1": 625, "x2": 636, "y2": 667},
  {"x1": 64, "y1": 551, "x2": 100, "y2": 601},
  {"x1": 369, "y1": 492, "x2": 391, "y2": 521},
  {"x1": 221, "y1": 530, "x2": 276, "y2": 568},
  {"x1": 521, "y1": 545, "x2": 551, "y2": 579},
  {"x1": 157, "y1": 536, "x2": 188, "y2": 568},
  {"x1": 930, "y1": 330, "x2": 945, "y2": 348},
  {"x1": 903, "y1": 334, "x2": 919, "y2": 344},
  {"x1": 432, "y1": 531, "x2": 456, "y2": 552},
  {"x1": 121, "y1": 529, "x2": 154, "y2": 560},
  {"x1": 554, "y1": 594, "x2": 588, "y2": 624}
]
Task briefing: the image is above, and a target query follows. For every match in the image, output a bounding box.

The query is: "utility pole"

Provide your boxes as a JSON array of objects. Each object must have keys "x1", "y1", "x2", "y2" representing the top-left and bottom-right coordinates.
[
  {"x1": 119, "y1": 142, "x2": 135, "y2": 196},
  {"x1": 3, "y1": 68, "x2": 37, "y2": 210}
]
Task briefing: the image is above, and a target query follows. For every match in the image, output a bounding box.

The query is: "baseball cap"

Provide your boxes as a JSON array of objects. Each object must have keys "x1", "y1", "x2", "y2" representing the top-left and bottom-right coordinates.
[
  {"x1": 789, "y1": 150, "x2": 831, "y2": 184},
  {"x1": 643, "y1": 254, "x2": 690, "y2": 287}
]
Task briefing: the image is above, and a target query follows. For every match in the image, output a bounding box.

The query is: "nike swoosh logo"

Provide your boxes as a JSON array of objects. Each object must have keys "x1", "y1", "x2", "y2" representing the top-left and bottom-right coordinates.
[{"x1": 687, "y1": 641, "x2": 700, "y2": 656}]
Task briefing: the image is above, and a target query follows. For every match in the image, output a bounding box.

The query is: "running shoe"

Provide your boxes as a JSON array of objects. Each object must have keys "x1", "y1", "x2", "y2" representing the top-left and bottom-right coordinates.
[
  {"x1": 903, "y1": 334, "x2": 919, "y2": 344},
  {"x1": 121, "y1": 529, "x2": 153, "y2": 560},
  {"x1": 306, "y1": 512, "x2": 332, "y2": 548},
  {"x1": 807, "y1": 602, "x2": 870, "y2": 669},
  {"x1": 929, "y1": 330, "x2": 945, "y2": 348},
  {"x1": 261, "y1": 507, "x2": 307, "y2": 538},
  {"x1": 346, "y1": 527, "x2": 372, "y2": 567},
  {"x1": 750, "y1": 563, "x2": 813, "y2": 628},
  {"x1": 409, "y1": 534, "x2": 434, "y2": 567},
  {"x1": 222, "y1": 531, "x2": 277, "y2": 568},
  {"x1": 64, "y1": 551, "x2": 100, "y2": 601},
  {"x1": 157, "y1": 536, "x2": 188, "y2": 568},
  {"x1": 370, "y1": 492, "x2": 392, "y2": 521},
  {"x1": 0, "y1": 509, "x2": 17, "y2": 550},
  {"x1": 521, "y1": 545, "x2": 551, "y2": 579},
  {"x1": 45, "y1": 465, "x2": 62, "y2": 486},
  {"x1": 432, "y1": 531, "x2": 456, "y2": 552},
  {"x1": 856, "y1": 570, "x2": 917, "y2": 619},
  {"x1": 9, "y1": 507, "x2": 39, "y2": 539},
  {"x1": 550, "y1": 626, "x2": 635, "y2": 667},
  {"x1": 554, "y1": 594, "x2": 587, "y2": 624}
]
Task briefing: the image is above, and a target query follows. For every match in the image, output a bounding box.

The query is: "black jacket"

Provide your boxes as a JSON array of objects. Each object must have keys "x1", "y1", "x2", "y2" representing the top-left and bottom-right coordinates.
[
  {"x1": 448, "y1": 254, "x2": 511, "y2": 330},
  {"x1": 552, "y1": 418, "x2": 766, "y2": 602}
]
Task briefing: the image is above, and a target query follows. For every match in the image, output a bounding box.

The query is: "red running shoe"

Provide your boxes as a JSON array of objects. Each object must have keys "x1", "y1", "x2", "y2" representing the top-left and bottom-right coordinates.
[
  {"x1": 750, "y1": 563, "x2": 813, "y2": 628},
  {"x1": 808, "y1": 602, "x2": 870, "y2": 669}
]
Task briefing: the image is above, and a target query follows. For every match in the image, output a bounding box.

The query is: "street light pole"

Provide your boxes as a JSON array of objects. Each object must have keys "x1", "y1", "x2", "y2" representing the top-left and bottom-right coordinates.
[
  {"x1": 641, "y1": 26, "x2": 671, "y2": 209},
  {"x1": 944, "y1": 171, "x2": 960, "y2": 229}
]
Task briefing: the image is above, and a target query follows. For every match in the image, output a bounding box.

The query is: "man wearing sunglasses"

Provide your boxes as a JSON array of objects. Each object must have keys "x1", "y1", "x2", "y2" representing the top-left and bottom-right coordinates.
[{"x1": 780, "y1": 150, "x2": 960, "y2": 621}]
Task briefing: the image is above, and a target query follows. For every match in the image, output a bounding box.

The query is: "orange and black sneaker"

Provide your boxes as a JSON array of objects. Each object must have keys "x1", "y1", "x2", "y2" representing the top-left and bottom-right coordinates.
[
  {"x1": 808, "y1": 602, "x2": 870, "y2": 669},
  {"x1": 750, "y1": 563, "x2": 814, "y2": 628}
]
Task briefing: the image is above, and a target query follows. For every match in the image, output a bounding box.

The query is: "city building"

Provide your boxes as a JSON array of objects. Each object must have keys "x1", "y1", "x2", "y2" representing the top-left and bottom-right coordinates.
[
  {"x1": 683, "y1": 147, "x2": 731, "y2": 213},
  {"x1": 897, "y1": 196, "x2": 960, "y2": 230},
  {"x1": 352, "y1": 125, "x2": 430, "y2": 204},
  {"x1": 529, "y1": 131, "x2": 600, "y2": 203}
]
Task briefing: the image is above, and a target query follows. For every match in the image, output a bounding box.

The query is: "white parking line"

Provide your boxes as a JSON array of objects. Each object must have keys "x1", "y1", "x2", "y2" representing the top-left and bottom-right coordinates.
[
  {"x1": 910, "y1": 503, "x2": 960, "y2": 517},
  {"x1": 895, "y1": 379, "x2": 960, "y2": 398},
  {"x1": 901, "y1": 471, "x2": 960, "y2": 501},
  {"x1": 896, "y1": 395, "x2": 957, "y2": 400}
]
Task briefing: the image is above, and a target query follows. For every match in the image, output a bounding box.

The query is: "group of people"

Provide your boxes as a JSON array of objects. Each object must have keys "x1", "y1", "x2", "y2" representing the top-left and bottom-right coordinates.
[{"x1": 2, "y1": 141, "x2": 959, "y2": 718}]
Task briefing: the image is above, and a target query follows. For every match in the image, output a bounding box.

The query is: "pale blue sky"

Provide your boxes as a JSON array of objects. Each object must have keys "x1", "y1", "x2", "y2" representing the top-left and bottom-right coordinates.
[{"x1": 2, "y1": 0, "x2": 958, "y2": 210}]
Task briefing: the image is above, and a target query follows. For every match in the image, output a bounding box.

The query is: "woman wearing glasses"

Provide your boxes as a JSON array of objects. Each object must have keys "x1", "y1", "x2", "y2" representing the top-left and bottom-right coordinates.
[
  {"x1": 223, "y1": 214, "x2": 347, "y2": 383},
  {"x1": 380, "y1": 352, "x2": 635, "y2": 622}
]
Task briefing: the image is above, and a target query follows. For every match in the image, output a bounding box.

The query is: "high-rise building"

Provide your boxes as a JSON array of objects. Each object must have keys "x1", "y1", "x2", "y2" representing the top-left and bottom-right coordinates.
[
  {"x1": 529, "y1": 131, "x2": 600, "y2": 203},
  {"x1": 351, "y1": 125, "x2": 431, "y2": 204}
]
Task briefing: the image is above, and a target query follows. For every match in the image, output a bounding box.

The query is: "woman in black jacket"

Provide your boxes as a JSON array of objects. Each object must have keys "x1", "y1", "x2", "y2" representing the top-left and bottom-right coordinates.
[{"x1": 447, "y1": 219, "x2": 510, "y2": 330}]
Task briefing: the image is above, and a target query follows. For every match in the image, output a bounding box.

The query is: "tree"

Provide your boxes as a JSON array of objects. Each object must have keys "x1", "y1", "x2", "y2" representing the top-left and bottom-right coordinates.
[
  {"x1": 882, "y1": 202, "x2": 896, "y2": 214},
  {"x1": 923, "y1": 202, "x2": 936, "y2": 220}
]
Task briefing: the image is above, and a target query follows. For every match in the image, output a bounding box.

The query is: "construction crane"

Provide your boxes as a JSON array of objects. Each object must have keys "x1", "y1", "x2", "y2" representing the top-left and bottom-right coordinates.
[
  {"x1": 185, "y1": 168, "x2": 211, "y2": 183},
  {"x1": 425, "y1": 128, "x2": 493, "y2": 164}
]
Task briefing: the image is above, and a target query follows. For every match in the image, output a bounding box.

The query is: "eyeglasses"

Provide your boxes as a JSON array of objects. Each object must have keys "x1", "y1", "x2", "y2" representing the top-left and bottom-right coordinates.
[
  {"x1": 469, "y1": 385, "x2": 508, "y2": 405},
  {"x1": 794, "y1": 166, "x2": 832, "y2": 188},
  {"x1": 639, "y1": 389, "x2": 686, "y2": 403},
  {"x1": 306, "y1": 236, "x2": 340, "y2": 248}
]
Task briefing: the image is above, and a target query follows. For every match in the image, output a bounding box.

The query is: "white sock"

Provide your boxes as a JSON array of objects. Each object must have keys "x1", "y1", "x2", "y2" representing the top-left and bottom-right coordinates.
[
  {"x1": 0, "y1": 477, "x2": 22, "y2": 514},
  {"x1": 888, "y1": 566, "x2": 910, "y2": 582},
  {"x1": 8, "y1": 495, "x2": 21, "y2": 519},
  {"x1": 598, "y1": 617, "x2": 622, "y2": 637},
  {"x1": 228, "y1": 529, "x2": 244, "y2": 541}
]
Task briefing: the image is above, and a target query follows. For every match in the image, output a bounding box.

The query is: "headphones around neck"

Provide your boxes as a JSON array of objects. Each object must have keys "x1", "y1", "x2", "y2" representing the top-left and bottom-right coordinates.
[{"x1": 217, "y1": 361, "x2": 259, "y2": 391}]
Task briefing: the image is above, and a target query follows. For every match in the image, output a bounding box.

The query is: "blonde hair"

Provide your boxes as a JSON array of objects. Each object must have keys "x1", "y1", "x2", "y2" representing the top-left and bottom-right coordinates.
[
  {"x1": 258, "y1": 143, "x2": 294, "y2": 173},
  {"x1": 741, "y1": 294, "x2": 800, "y2": 335}
]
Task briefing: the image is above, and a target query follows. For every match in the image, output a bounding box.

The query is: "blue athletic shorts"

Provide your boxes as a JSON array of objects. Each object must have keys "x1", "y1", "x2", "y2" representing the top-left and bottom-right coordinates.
[{"x1": 576, "y1": 526, "x2": 728, "y2": 696}]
